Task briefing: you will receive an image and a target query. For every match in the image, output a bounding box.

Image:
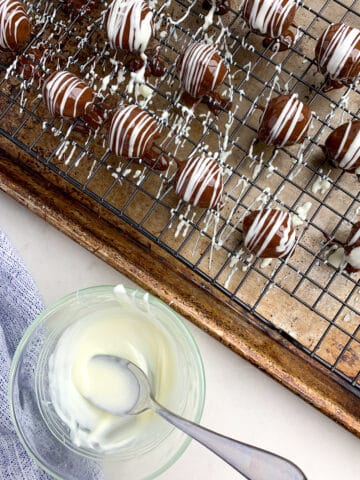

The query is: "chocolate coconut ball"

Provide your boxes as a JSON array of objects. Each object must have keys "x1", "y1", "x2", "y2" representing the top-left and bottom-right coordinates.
[
  {"x1": 344, "y1": 222, "x2": 360, "y2": 273},
  {"x1": 174, "y1": 156, "x2": 223, "y2": 209},
  {"x1": 315, "y1": 23, "x2": 360, "y2": 91},
  {"x1": 258, "y1": 94, "x2": 312, "y2": 147},
  {"x1": 242, "y1": 0, "x2": 296, "y2": 42},
  {"x1": 108, "y1": 105, "x2": 168, "y2": 170},
  {"x1": 0, "y1": 0, "x2": 31, "y2": 51},
  {"x1": 42, "y1": 70, "x2": 96, "y2": 119},
  {"x1": 323, "y1": 120, "x2": 360, "y2": 173},
  {"x1": 106, "y1": 0, "x2": 154, "y2": 53},
  {"x1": 243, "y1": 208, "x2": 296, "y2": 258},
  {"x1": 178, "y1": 42, "x2": 228, "y2": 99}
]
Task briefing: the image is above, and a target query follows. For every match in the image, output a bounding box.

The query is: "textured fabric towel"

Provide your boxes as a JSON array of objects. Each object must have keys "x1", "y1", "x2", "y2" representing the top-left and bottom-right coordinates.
[{"x1": 0, "y1": 230, "x2": 49, "y2": 479}]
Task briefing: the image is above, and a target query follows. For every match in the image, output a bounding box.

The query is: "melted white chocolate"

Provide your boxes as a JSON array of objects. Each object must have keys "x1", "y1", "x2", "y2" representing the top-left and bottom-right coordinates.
[{"x1": 348, "y1": 226, "x2": 360, "y2": 247}]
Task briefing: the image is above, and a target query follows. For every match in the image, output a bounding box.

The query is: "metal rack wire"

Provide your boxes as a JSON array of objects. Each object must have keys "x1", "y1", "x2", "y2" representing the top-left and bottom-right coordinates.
[{"x1": 0, "y1": 0, "x2": 359, "y2": 395}]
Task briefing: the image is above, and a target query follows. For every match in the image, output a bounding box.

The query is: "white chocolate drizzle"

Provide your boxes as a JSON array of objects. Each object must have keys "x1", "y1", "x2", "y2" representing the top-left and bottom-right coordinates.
[
  {"x1": 311, "y1": 172, "x2": 331, "y2": 195},
  {"x1": 347, "y1": 225, "x2": 360, "y2": 247},
  {"x1": 292, "y1": 201, "x2": 312, "y2": 227}
]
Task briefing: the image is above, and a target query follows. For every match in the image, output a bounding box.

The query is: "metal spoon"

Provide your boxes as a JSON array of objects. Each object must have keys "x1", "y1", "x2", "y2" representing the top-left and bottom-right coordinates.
[{"x1": 86, "y1": 355, "x2": 307, "y2": 480}]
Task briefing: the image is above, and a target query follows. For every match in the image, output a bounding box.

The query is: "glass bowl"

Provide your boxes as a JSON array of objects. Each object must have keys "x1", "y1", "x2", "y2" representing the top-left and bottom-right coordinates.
[{"x1": 9, "y1": 285, "x2": 205, "y2": 480}]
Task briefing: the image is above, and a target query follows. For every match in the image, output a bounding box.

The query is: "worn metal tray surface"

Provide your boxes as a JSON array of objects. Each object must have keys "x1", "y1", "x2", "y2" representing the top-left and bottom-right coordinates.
[{"x1": 0, "y1": 0, "x2": 359, "y2": 434}]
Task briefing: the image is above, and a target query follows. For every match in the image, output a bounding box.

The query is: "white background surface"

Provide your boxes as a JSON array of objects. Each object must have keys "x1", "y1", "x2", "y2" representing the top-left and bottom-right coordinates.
[{"x1": 1, "y1": 190, "x2": 359, "y2": 480}]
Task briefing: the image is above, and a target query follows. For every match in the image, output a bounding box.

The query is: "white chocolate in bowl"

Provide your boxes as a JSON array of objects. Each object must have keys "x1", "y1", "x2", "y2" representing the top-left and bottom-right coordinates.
[{"x1": 48, "y1": 296, "x2": 176, "y2": 453}]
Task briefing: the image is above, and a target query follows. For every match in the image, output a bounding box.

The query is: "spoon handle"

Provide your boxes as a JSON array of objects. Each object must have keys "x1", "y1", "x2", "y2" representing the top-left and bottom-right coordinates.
[{"x1": 154, "y1": 405, "x2": 307, "y2": 480}]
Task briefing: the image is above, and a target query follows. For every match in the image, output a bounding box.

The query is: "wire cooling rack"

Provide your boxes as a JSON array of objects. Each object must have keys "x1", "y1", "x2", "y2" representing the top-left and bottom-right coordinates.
[{"x1": 0, "y1": 0, "x2": 359, "y2": 396}]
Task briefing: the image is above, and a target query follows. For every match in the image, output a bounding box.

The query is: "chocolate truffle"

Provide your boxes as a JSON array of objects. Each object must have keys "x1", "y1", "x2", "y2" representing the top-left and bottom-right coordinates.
[
  {"x1": 315, "y1": 23, "x2": 360, "y2": 91},
  {"x1": 243, "y1": 208, "x2": 296, "y2": 258},
  {"x1": 106, "y1": 0, "x2": 153, "y2": 53},
  {"x1": 258, "y1": 94, "x2": 312, "y2": 147},
  {"x1": 178, "y1": 42, "x2": 228, "y2": 99},
  {"x1": 43, "y1": 70, "x2": 95, "y2": 119},
  {"x1": 344, "y1": 222, "x2": 360, "y2": 273},
  {"x1": 108, "y1": 105, "x2": 168, "y2": 170},
  {"x1": 242, "y1": 0, "x2": 296, "y2": 44},
  {"x1": 174, "y1": 156, "x2": 223, "y2": 209},
  {"x1": 0, "y1": 0, "x2": 31, "y2": 51},
  {"x1": 323, "y1": 120, "x2": 360, "y2": 173}
]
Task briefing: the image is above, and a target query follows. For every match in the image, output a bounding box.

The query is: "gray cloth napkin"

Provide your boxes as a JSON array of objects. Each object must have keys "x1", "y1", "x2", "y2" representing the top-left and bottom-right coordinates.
[{"x1": 0, "y1": 230, "x2": 49, "y2": 479}]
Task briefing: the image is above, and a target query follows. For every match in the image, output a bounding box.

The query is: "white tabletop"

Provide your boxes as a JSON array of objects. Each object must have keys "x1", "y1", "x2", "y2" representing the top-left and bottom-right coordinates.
[{"x1": 1, "y1": 190, "x2": 359, "y2": 480}]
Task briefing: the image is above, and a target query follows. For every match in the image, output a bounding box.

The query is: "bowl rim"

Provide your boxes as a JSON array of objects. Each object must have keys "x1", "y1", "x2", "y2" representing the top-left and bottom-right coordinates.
[{"x1": 9, "y1": 284, "x2": 206, "y2": 480}]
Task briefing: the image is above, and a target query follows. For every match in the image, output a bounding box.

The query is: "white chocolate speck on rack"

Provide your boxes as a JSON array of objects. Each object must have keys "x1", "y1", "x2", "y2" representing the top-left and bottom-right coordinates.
[
  {"x1": 106, "y1": 0, "x2": 153, "y2": 53},
  {"x1": 243, "y1": 0, "x2": 295, "y2": 38},
  {"x1": 203, "y1": 2, "x2": 216, "y2": 31},
  {"x1": 318, "y1": 23, "x2": 360, "y2": 80},
  {"x1": 334, "y1": 122, "x2": 360, "y2": 170},
  {"x1": 292, "y1": 201, "x2": 312, "y2": 227},
  {"x1": 327, "y1": 246, "x2": 345, "y2": 269},
  {"x1": 346, "y1": 247, "x2": 360, "y2": 269},
  {"x1": 312, "y1": 175, "x2": 331, "y2": 195}
]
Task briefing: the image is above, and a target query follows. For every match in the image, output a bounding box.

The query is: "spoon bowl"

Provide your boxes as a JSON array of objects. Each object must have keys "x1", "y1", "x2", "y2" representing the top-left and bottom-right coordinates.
[{"x1": 86, "y1": 355, "x2": 151, "y2": 416}]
